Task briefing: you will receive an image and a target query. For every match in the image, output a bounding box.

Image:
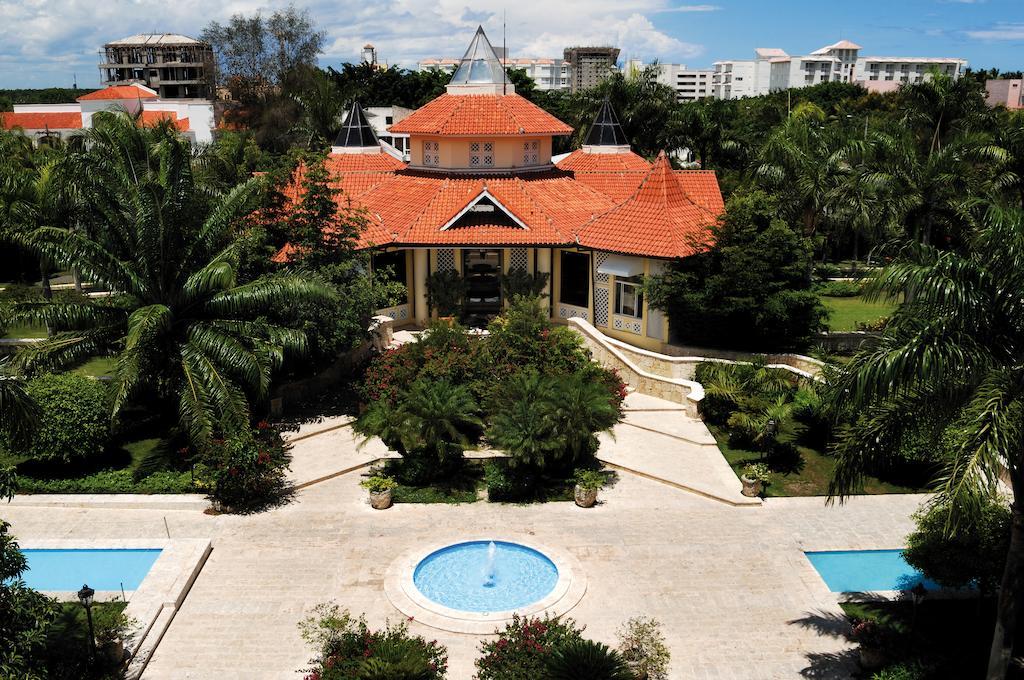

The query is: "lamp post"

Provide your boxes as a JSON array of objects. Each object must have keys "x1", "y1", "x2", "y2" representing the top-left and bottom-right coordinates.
[
  {"x1": 910, "y1": 582, "x2": 927, "y2": 628},
  {"x1": 77, "y1": 584, "x2": 97, "y2": 665}
]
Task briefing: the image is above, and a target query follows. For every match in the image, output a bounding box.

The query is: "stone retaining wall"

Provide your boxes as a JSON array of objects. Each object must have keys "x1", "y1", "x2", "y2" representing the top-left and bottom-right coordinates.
[
  {"x1": 567, "y1": 318, "x2": 703, "y2": 417},
  {"x1": 271, "y1": 341, "x2": 372, "y2": 414}
]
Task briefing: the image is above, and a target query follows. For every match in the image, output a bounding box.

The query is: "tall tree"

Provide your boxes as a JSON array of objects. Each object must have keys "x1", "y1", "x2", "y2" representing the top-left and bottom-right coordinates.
[
  {"x1": 826, "y1": 206, "x2": 1024, "y2": 680},
  {"x1": 9, "y1": 113, "x2": 335, "y2": 445}
]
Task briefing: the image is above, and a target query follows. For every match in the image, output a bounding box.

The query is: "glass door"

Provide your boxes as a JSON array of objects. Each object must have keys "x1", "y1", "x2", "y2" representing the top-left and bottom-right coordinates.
[{"x1": 462, "y1": 249, "x2": 502, "y2": 326}]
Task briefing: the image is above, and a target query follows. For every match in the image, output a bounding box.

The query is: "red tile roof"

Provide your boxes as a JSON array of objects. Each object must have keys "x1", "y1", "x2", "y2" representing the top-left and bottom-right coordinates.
[
  {"x1": 139, "y1": 110, "x2": 190, "y2": 131},
  {"x1": 389, "y1": 94, "x2": 573, "y2": 136},
  {"x1": 576, "y1": 152, "x2": 718, "y2": 259},
  {"x1": 277, "y1": 148, "x2": 722, "y2": 258},
  {"x1": 78, "y1": 85, "x2": 158, "y2": 101},
  {"x1": 0, "y1": 111, "x2": 82, "y2": 130},
  {"x1": 556, "y1": 149, "x2": 651, "y2": 201}
]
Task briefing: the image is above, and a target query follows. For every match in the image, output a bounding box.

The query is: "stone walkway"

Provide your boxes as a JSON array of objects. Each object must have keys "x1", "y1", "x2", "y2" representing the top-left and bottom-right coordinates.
[{"x1": 3, "y1": 467, "x2": 927, "y2": 679}]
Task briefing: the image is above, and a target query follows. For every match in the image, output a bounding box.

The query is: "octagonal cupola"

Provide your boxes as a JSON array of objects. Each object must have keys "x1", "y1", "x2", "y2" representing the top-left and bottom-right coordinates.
[
  {"x1": 582, "y1": 99, "x2": 631, "y2": 155},
  {"x1": 389, "y1": 27, "x2": 572, "y2": 174}
]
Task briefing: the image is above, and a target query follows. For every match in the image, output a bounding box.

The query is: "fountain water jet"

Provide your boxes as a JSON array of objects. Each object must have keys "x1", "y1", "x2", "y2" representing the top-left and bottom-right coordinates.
[{"x1": 482, "y1": 541, "x2": 497, "y2": 587}]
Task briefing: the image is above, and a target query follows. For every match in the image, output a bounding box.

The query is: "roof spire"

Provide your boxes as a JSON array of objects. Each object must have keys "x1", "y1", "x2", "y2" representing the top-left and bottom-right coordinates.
[
  {"x1": 582, "y1": 98, "x2": 630, "y2": 152},
  {"x1": 446, "y1": 26, "x2": 515, "y2": 95},
  {"x1": 332, "y1": 101, "x2": 380, "y2": 154}
]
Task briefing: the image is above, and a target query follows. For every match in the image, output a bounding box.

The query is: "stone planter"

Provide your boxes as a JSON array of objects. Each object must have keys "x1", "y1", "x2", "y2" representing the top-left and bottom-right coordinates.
[
  {"x1": 859, "y1": 646, "x2": 886, "y2": 671},
  {"x1": 369, "y1": 489, "x2": 393, "y2": 510},
  {"x1": 574, "y1": 485, "x2": 598, "y2": 508},
  {"x1": 99, "y1": 638, "x2": 125, "y2": 666},
  {"x1": 740, "y1": 475, "x2": 762, "y2": 497}
]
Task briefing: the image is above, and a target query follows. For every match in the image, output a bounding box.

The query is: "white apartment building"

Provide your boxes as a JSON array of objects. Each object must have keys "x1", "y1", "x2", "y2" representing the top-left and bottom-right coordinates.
[
  {"x1": 419, "y1": 57, "x2": 570, "y2": 90},
  {"x1": 712, "y1": 40, "x2": 967, "y2": 100},
  {"x1": 627, "y1": 59, "x2": 713, "y2": 102}
]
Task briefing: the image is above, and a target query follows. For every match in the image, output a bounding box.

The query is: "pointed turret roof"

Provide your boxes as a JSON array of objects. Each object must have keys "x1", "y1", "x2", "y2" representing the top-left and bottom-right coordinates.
[
  {"x1": 450, "y1": 26, "x2": 508, "y2": 86},
  {"x1": 584, "y1": 99, "x2": 629, "y2": 147},
  {"x1": 334, "y1": 101, "x2": 379, "y2": 149},
  {"x1": 577, "y1": 152, "x2": 717, "y2": 258}
]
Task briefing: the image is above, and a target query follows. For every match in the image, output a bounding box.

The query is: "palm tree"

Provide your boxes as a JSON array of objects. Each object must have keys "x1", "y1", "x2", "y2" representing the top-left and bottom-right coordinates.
[
  {"x1": 8, "y1": 113, "x2": 335, "y2": 446},
  {"x1": 357, "y1": 379, "x2": 481, "y2": 468},
  {"x1": 544, "y1": 639, "x2": 634, "y2": 680},
  {"x1": 755, "y1": 114, "x2": 848, "y2": 237},
  {"x1": 551, "y1": 373, "x2": 621, "y2": 463},
  {"x1": 899, "y1": 73, "x2": 987, "y2": 155},
  {"x1": 486, "y1": 370, "x2": 564, "y2": 468},
  {"x1": 667, "y1": 98, "x2": 740, "y2": 170},
  {"x1": 826, "y1": 205, "x2": 1024, "y2": 680}
]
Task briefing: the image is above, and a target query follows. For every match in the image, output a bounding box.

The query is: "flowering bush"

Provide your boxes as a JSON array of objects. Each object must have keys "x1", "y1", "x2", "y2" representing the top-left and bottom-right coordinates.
[
  {"x1": 616, "y1": 616, "x2": 671, "y2": 679},
  {"x1": 475, "y1": 615, "x2": 586, "y2": 680},
  {"x1": 299, "y1": 603, "x2": 447, "y2": 679},
  {"x1": 196, "y1": 422, "x2": 290, "y2": 510}
]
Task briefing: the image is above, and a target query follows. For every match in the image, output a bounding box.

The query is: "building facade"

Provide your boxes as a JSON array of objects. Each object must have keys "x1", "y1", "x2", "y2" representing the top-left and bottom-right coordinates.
[
  {"x1": 420, "y1": 57, "x2": 570, "y2": 91},
  {"x1": 712, "y1": 40, "x2": 967, "y2": 99},
  {"x1": 564, "y1": 46, "x2": 621, "y2": 92},
  {"x1": 279, "y1": 27, "x2": 723, "y2": 352},
  {"x1": 1, "y1": 84, "x2": 214, "y2": 145},
  {"x1": 627, "y1": 60, "x2": 713, "y2": 102},
  {"x1": 100, "y1": 34, "x2": 213, "y2": 99},
  {"x1": 984, "y1": 79, "x2": 1023, "y2": 109}
]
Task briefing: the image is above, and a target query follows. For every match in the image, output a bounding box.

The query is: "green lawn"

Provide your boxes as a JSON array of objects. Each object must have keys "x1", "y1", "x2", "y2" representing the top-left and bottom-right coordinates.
[
  {"x1": 712, "y1": 426, "x2": 931, "y2": 497},
  {"x1": 72, "y1": 356, "x2": 116, "y2": 378},
  {"x1": 820, "y1": 295, "x2": 897, "y2": 332},
  {"x1": 2, "y1": 323, "x2": 48, "y2": 339}
]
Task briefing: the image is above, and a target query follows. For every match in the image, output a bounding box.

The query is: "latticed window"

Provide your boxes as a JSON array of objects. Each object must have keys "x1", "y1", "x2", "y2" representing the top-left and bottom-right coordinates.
[
  {"x1": 470, "y1": 141, "x2": 494, "y2": 168},
  {"x1": 522, "y1": 140, "x2": 539, "y2": 165},
  {"x1": 422, "y1": 141, "x2": 439, "y2": 166}
]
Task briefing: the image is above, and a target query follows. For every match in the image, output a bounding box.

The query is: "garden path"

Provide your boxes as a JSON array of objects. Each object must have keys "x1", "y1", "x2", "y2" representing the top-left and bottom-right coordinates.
[{"x1": 3, "y1": 476, "x2": 928, "y2": 679}]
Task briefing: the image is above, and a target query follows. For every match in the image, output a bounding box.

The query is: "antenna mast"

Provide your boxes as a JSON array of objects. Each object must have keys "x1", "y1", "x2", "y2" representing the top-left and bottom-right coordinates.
[{"x1": 503, "y1": 11, "x2": 507, "y2": 96}]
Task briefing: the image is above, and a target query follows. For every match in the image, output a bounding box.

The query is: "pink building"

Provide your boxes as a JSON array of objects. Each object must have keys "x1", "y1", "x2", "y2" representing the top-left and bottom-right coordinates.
[{"x1": 985, "y1": 79, "x2": 1023, "y2": 109}]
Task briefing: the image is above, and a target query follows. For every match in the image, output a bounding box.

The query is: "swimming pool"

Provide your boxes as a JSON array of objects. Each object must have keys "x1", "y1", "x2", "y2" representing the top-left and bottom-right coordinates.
[
  {"x1": 21, "y1": 548, "x2": 162, "y2": 591},
  {"x1": 805, "y1": 549, "x2": 941, "y2": 593}
]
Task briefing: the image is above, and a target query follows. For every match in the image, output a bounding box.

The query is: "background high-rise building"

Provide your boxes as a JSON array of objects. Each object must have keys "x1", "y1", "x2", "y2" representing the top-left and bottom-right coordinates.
[
  {"x1": 564, "y1": 46, "x2": 621, "y2": 92},
  {"x1": 99, "y1": 34, "x2": 213, "y2": 99},
  {"x1": 627, "y1": 59, "x2": 713, "y2": 102},
  {"x1": 712, "y1": 40, "x2": 967, "y2": 100}
]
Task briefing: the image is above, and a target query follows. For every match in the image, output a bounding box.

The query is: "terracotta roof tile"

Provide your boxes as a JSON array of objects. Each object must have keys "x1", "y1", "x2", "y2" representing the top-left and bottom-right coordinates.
[
  {"x1": 279, "y1": 150, "x2": 721, "y2": 257},
  {"x1": 77, "y1": 85, "x2": 158, "y2": 101},
  {"x1": 577, "y1": 152, "x2": 720, "y2": 258},
  {"x1": 139, "y1": 110, "x2": 189, "y2": 131},
  {"x1": 389, "y1": 94, "x2": 572, "y2": 136},
  {"x1": 555, "y1": 149, "x2": 651, "y2": 201},
  {"x1": 0, "y1": 111, "x2": 82, "y2": 130}
]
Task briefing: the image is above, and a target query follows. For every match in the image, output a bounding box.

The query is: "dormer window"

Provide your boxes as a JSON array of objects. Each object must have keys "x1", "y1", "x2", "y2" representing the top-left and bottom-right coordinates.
[
  {"x1": 423, "y1": 140, "x2": 439, "y2": 167},
  {"x1": 470, "y1": 141, "x2": 494, "y2": 168}
]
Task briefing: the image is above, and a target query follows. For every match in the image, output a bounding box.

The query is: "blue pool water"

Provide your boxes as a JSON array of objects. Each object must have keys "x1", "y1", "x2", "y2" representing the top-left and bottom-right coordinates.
[
  {"x1": 413, "y1": 541, "x2": 559, "y2": 613},
  {"x1": 806, "y1": 549, "x2": 941, "y2": 593},
  {"x1": 20, "y1": 549, "x2": 162, "y2": 591}
]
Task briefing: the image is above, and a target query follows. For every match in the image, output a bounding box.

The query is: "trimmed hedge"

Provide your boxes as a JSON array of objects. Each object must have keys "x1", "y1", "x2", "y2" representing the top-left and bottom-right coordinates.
[
  {"x1": 23, "y1": 373, "x2": 110, "y2": 463},
  {"x1": 15, "y1": 469, "x2": 195, "y2": 494}
]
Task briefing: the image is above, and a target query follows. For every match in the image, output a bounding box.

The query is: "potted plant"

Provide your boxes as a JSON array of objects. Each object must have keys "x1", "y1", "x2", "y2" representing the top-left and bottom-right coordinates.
[
  {"x1": 93, "y1": 605, "x2": 137, "y2": 667},
  {"x1": 360, "y1": 475, "x2": 398, "y2": 510},
  {"x1": 850, "y1": 619, "x2": 888, "y2": 670},
  {"x1": 617, "y1": 616, "x2": 670, "y2": 680},
  {"x1": 740, "y1": 462, "x2": 770, "y2": 497},
  {"x1": 574, "y1": 469, "x2": 605, "y2": 508}
]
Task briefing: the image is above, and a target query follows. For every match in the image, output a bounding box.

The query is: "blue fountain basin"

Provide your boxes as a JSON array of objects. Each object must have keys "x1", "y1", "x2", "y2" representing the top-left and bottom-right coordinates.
[{"x1": 412, "y1": 541, "x2": 559, "y2": 613}]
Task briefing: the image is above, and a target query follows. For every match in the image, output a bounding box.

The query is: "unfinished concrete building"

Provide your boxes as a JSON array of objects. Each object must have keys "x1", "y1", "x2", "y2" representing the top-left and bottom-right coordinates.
[{"x1": 100, "y1": 34, "x2": 213, "y2": 99}]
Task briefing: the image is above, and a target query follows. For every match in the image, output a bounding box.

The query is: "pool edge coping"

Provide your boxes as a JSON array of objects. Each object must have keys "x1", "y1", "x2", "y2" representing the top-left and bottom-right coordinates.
[
  {"x1": 384, "y1": 534, "x2": 587, "y2": 635},
  {"x1": 19, "y1": 538, "x2": 212, "y2": 679}
]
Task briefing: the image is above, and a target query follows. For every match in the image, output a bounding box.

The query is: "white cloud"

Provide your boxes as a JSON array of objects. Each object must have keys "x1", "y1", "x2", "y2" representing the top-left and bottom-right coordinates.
[
  {"x1": 965, "y1": 23, "x2": 1024, "y2": 41},
  {"x1": 0, "y1": 0, "x2": 706, "y2": 87},
  {"x1": 656, "y1": 4, "x2": 722, "y2": 12}
]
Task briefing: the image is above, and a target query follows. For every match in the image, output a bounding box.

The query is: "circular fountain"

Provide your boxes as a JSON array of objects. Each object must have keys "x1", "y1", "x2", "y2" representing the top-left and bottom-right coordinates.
[{"x1": 384, "y1": 536, "x2": 586, "y2": 634}]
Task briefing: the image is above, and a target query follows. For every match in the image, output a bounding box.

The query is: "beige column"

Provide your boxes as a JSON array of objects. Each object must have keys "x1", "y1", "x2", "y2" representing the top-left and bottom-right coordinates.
[
  {"x1": 413, "y1": 249, "x2": 429, "y2": 323},
  {"x1": 537, "y1": 248, "x2": 552, "y2": 300}
]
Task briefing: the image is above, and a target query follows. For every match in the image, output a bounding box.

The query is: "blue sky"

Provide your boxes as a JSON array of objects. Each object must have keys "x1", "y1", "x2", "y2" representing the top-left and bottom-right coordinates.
[{"x1": 0, "y1": 0, "x2": 1021, "y2": 89}]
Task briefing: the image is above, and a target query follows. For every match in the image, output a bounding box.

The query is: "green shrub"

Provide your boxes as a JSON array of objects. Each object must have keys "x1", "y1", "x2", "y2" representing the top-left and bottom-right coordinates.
[
  {"x1": 299, "y1": 603, "x2": 447, "y2": 680},
  {"x1": 196, "y1": 423, "x2": 290, "y2": 510},
  {"x1": 574, "y1": 468, "x2": 606, "y2": 491},
  {"x1": 815, "y1": 280, "x2": 862, "y2": 297},
  {"x1": 616, "y1": 616, "x2": 670, "y2": 680},
  {"x1": 426, "y1": 270, "x2": 466, "y2": 317},
  {"x1": 544, "y1": 639, "x2": 633, "y2": 680},
  {"x1": 1, "y1": 520, "x2": 60, "y2": 679},
  {"x1": 814, "y1": 263, "x2": 842, "y2": 281},
  {"x1": 360, "y1": 475, "x2": 397, "y2": 493},
  {"x1": 483, "y1": 459, "x2": 537, "y2": 501},
  {"x1": 21, "y1": 373, "x2": 110, "y2": 463},
  {"x1": 870, "y1": 663, "x2": 927, "y2": 680},
  {"x1": 15, "y1": 469, "x2": 195, "y2": 494},
  {"x1": 500, "y1": 273, "x2": 549, "y2": 300},
  {"x1": 904, "y1": 497, "x2": 1010, "y2": 595},
  {"x1": 475, "y1": 614, "x2": 585, "y2": 680}
]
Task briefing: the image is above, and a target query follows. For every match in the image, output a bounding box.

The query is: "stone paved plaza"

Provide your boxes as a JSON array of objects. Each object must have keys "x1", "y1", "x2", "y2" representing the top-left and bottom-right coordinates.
[{"x1": 5, "y1": 428, "x2": 927, "y2": 680}]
